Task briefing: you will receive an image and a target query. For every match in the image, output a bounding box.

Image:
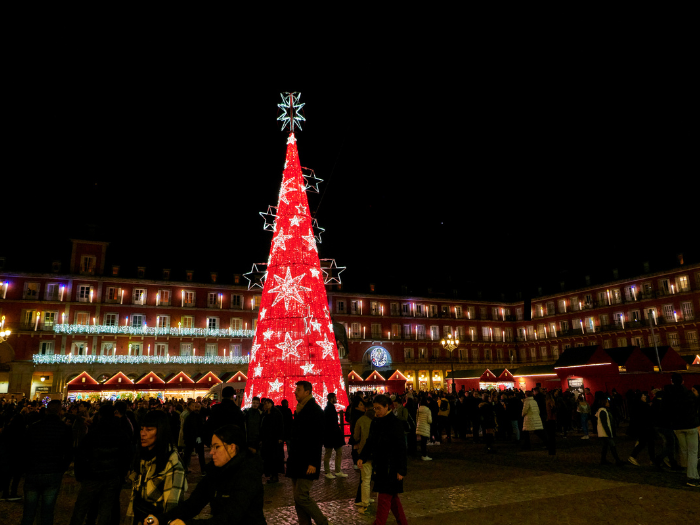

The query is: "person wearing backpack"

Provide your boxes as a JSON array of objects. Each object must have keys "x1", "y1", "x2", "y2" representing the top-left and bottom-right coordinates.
[{"x1": 577, "y1": 396, "x2": 591, "y2": 439}]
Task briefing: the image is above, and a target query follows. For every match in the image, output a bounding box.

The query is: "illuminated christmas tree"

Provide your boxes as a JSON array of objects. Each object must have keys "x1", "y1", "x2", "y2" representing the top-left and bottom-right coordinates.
[{"x1": 242, "y1": 93, "x2": 348, "y2": 411}]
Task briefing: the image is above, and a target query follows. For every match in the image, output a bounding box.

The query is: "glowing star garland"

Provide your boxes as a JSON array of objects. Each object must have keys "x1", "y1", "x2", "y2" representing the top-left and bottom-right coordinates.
[
  {"x1": 268, "y1": 267, "x2": 311, "y2": 310},
  {"x1": 276, "y1": 332, "x2": 304, "y2": 359},
  {"x1": 300, "y1": 363, "x2": 315, "y2": 375},
  {"x1": 301, "y1": 167, "x2": 323, "y2": 193},
  {"x1": 243, "y1": 263, "x2": 268, "y2": 290},
  {"x1": 259, "y1": 206, "x2": 278, "y2": 232},
  {"x1": 272, "y1": 228, "x2": 293, "y2": 252},
  {"x1": 289, "y1": 215, "x2": 302, "y2": 227},
  {"x1": 269, "y1": 378, "x2": 283, "y2": 392},
  {"x1": 263, "y1": 328, "x2": 275, "y2": 340},
  {"x1": 302, "y1": 229, "x2": 317, "y2": 252},
  {"x1": 320, "y1": 259, "x2": 346, "y2": 285}
]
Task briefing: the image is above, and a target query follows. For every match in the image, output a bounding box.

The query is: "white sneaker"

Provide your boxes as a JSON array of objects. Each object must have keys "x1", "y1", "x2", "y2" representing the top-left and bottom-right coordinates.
[
  {"x1": 426, "y1": 442, "x2": 434, "y2": 446},
  {"x1": 581, "y1": 435, "x2": 589, "y2": 440},
  {"x1": 325, "y1": 473, "x2": 336, "y2": 479},
  {"x1": 334, "y1": 471, "x2": 348, "y2": 478},
  {"x1": 421, "y1": 456, "x2": 433, "y2": 461},
  {"x1": 628, "y1": 457, "x2": 640, "y2": 466}
]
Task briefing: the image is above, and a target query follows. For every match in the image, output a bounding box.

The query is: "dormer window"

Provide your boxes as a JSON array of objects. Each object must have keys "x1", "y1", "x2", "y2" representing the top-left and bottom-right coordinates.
[
  {"x1": 162, "y1": 269, "x2": 170, "y2": 280},
  {"x1": 112, "y1": 266, "x2": 120, "y2": 276},
  {"x1": 186, "y1": 271, "x2": 194, "y2": 282},
  {"x1": 52, "y1": 261, "x2": 61, "y2": 273},
  {"x1": 210, "y1": 272, "x2": 218, "y2": 283},
  {"x1": 80, "y1": 256, "x2": 96, "y2": 275},
  {"x1": 137, "y1": 267, "x2": 146, "y2": 278}
]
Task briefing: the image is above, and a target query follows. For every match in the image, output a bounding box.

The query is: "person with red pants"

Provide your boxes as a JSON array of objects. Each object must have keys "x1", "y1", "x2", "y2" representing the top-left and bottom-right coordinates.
[{"x1": 357, "y1": 394, "x2": 407, "y2": 525}]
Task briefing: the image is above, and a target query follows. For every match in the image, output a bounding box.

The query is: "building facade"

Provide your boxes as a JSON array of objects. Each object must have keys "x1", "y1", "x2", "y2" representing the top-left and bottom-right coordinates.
[{"x1": 1, "y1": 239, "x2": 699, "y2": 398}]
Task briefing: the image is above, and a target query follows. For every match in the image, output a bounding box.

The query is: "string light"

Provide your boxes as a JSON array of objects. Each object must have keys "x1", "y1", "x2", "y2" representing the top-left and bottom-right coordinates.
[
  {"x1": 33, "y1": 354, "x2": 249, "y2": 365},
  {"x1": 52, "y1": 324, "x2": 254, "y2": 338},
  {"x1": 277, "y1": 92, "x2": 306, "y2": 131}
]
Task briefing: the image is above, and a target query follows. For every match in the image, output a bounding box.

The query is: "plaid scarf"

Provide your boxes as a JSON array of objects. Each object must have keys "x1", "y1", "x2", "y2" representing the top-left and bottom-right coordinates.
[{"x1": 126, "y1": 448, "x2": 187, "y2": 523}]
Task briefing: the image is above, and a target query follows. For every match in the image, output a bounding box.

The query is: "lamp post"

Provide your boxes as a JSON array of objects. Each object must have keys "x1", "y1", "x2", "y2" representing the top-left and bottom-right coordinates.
[{"x1": 441, "y1": 333, "x2": 460, "y2": 394}]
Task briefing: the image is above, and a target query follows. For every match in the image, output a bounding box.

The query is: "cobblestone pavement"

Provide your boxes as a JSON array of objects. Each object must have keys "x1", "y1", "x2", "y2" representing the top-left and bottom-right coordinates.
[{"x1": 2, "y1": 431, "x2": 698, "y2": 524}]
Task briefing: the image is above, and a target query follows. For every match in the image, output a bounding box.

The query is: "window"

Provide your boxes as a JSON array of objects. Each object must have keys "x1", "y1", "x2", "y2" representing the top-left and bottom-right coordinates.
[
  {"x1": 600, "y1": 314, "x2": 609, "y2": 326},
  {"x1": 156, "y1": 315, "x2": 170, "y2": 328},
  {"x1": 630, "y1": 309, "x2": 641, "y2": 322},
  {"x1": 459, "y1": 348, "x2": 468, "y2": 359},
  {"x1": 483, "y1": 326, "x2": 491, "y2": 340},
  {"x1": 659, "y1": 278, "x2": 670, "y2": 295},
  {"x1": 617, "y1": 337, "x2": 627, "y2": 347},
  {"x1": 130, "y1": 343, "x2": 143, "y2": 356},
  {"x1": 564, "y1": 343, "x2": 571, "y2": 350},
  {"x1": 39, "y1": 341, "x2": 54, "y2": 355},
  {"x1": 484, "y1": 348, "x2": 492, "y2": 361},
  {"x1": 603, "y1": 340, "x2": 612, "y2": 349},
  {"x1": 112, "y1": 266, "x2": 120, "y2": 276},
  {"x1": 402, "y1": 324, "x2": 411, "y2": 339},
  {"x1": 662, "y1": 304, "x2": 674, "y2": 321},
  {"x1": 668, "y1": 333, "x2": 680, "y2": 348},
  {"x1": 131, "y1": 314, "x2": 144, "y2": 327},
  {"x1": 455, "y1": 306, "x2": 463, "y2": 318},
  {"x1": 154, "y1": 343, "x2": 167, "y2": 356},
  {"x1": 479, "y1": 307, "x2": 487, "y2": 319},
  {"x1": 518, "y1": 327, "x2": 526, "y2": 341},
  {"x1": 184, "y1": 291, "x2": 195, "y2": 306},
  {"x1": 516, "y1": 307, "x2": 523, "y2": 320},
  {"x1": 230, "y1": 344, "x2": 242, "y2": 357},
  {"x1": 441, "y1": 305, "x2": 449, "y2": 316},
  {"x1": 645, "y1": 307, "x2": 657, "y2": 321},
  {"x1": 419, "y1": 348, "x2": 427, "y2": 359},
  {"x1": 681, "y1": 302, "x2": 694, "y2": 320},
  {"x1": 404, "y1": 347, "x2": 414, "y2": 359},
  {"x1": 80, "y1": 256, "x2": 96, "y2": 275},
  {"x1": 560, "y1": 320, "x2": 569, "y2": 332},
  {"x1": 230, "y1": 318, "x2": 242, "y2": 330},
  {"x1": 352, "y1": 322, "x2": 362, "y2": 338},
  {"x1": 336, "y1": 300, "x2": 345, "y2": 313},
  {"x1": 391, "y1": 324, "x2": 400, "y2": 337},
  {"x1": 537, "y1": 324, "x2": 545, "y2": 339},
  {"x1": 497, "y1": 348, "x2": 503, "y2": 361},
  {"x1": 519, "y1": 348, "x2": 527, "y2": 360},
  {"x1": 529, "y1": 348, "x2": 536, "y2": 358},
  {"x1": 494, "y1": 328, "x2": 502, "y2": 341},
  {"x1": 546, "y1": 302, "x2": 554, "y2": 315},
  {"x1": 75, "y1": 312, "x2": 89, "y2": 325},
  {"x1": 571, "y1": 296, "x2": 578, "y2": 311},
  {"x1": 179, "y1": 316, "x2": 192, "y2": 329},
  {"x1": 106, "y1": 287, "x2": 118, "y2": 302},
  {"x1": 551, "y1": 346, "x2": 559, "y2": 358},
  {"x1": 430, "y1": 326, "x2": 439, "y2": 340},
  {"x1": 104, "y1": 313, "x2": 118, "y2": 326},
  {"x1": 642, "y1": 282, "x2": 653, "y2": 296},
  {"x1": 252, "y1": 295, "x2": 262, "y2": 309},
  {"x1": 611, "y1": 289, "x2": 621, "y2": 304},
  {"x1": 457, "y1": 326, "x2": 466, "y2": 340},
  {"x1": 401, "y1": 303, "x2": 410, "y2": 316},
  {"x1": 597, "y1": 291, "x2": 607, "y2": 305},
  {"x1": 416, "y1": 325, "x2": 426, "y2": 339},
  {"x1": 158, "y1": 290, "x2": 171, "y2": 305},
  {"x1": 180, "y1": 343, "x2": 192, "y2": 356},
  {"x1": 575, "y1": 342, "x2": 585, "y2": 348},
  {"x1": 613, "y1": 312, "x2": 624, "y2": 326},
  {"x1": 648, "y1": 334, "x2": 660, "y2": 346},
  {"x1": 351, "y1": 301, "x2": 359, "y2": 314},
  {"x1": 43, "y1": 311, "x2": 56, "y2": 328},
  {"x1": 443, "y1": 325, "x2": 452, "y2": 338},
  {"x1": 687, "y1": 331, "x2": 698, "y2": 349},
  {"x1": 132, "y1": 288, "x2": 146, "y2": 305},
  {"x1": 205, "y1": 343, "x2": 218, "y2": 356},
  {"x1": 429, "y1": 305, "x2": 438, "y2": 318},
  {"x1": 72, "y1": 342, "x2": 87, "y2": 355},
  {"x1": 101, "y1": 342, "x2": 115, "y2": 355},
  {"x1": 23, "y1": 282, "x2": 40, "y2": 299},
  {"x1": 78, "y1": 285, "x2": 92, "y2": 303},
  {"x1": 585, "y1": 317, "x2": 595, "y2": 333},
  {"x1": 371, "y1": 323, "x2": 382, "y2": 338},
  {"x1": 493, "y1": 307, "x2": 500, "y2": 319},
  {"x1": 207, "y1": 292, "x2": 218, "y2": 308},
  {"x1": 584, "y1": 294, "x2": 593, "y2": 306},
  {"x1": 526, "y1": 326, "x2": 534, "y2": 339},
  {"x1": 538, "y1": 346, "x2": 546, "y2": 358},
  {"x1": 45, "y1": 283, "x2": 58, "y2": 300},
  {"x1": 390, "y1": 303, "x2": 398, "y2": 316},
  {"x1": 471, "y1": 348, "x2": 480, "y2": 361},
  {"x1": 624, "y1": 286, "x2": 634, "y2": 301}
]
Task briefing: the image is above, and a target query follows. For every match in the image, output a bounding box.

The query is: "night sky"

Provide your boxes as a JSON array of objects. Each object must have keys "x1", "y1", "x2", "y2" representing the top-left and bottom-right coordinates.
[{"x1": 5, "y1": 80, "x2": 696, "y2": 299}]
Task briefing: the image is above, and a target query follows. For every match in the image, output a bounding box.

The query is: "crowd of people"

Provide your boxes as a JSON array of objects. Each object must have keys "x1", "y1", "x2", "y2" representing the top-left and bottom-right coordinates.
[{"x1": 0, "y1": 374, "x2": 698, "y2": 525}]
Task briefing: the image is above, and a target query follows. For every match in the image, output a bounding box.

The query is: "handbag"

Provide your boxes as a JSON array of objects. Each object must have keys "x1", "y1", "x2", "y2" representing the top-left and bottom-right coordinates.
[{"x1": 403, "y1": 413, "x2": 416, "y2": 433}]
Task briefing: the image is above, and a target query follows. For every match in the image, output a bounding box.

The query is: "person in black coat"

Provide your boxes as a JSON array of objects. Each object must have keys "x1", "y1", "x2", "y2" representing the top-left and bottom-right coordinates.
[
  {"x1": 286, "y1": 381, "x2": 330, "y2": 525},
  {"x1": 0, "y1": 411, "x2": 25, "y2": 501},
  {"x1": 260, "y1": 398, "x2": 284, "y2": 483},
  {"x1": 279, "y1": 399, "x2": 293, "y2": 457},
  {"x1": 20, "y1": 400, "x2": 73, "y2": 525},
  {"x1": 323, "y1": 392, "x2": 347, "y2": 479},
  {"x1": 626, "y1": 392, "x2": 655, "y2": 466},
  {"x1": 183, "y1": 401, "x2": 206, "y2": 474},
  {"x1": 69, "y1": 402, "x2": 133, "y2": 525},
  {"x1": 204, "y1": 386, "x2": 244, "y2": 446},
  {"x1": 358, "y1": 394, "x2": 408, "y2": 525},
  {"x1": 153, "y1": 425, "x2": 267, "y2": 525}
]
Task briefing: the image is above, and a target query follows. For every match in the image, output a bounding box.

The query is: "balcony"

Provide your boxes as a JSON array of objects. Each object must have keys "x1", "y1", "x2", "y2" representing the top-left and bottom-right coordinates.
[
  {"x1": 50, "y1": 323, "x2": 254, "y2": 338},
  {"x1": 32, "y1": 354, "x2": 249, "y2": 365}
]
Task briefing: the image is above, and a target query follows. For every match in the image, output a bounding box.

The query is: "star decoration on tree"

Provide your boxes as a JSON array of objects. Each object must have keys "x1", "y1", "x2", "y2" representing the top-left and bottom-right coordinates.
[
  {"x1": 269, "y1": 378, "x2": 283, "y2": 393},
  {"x1": 300, "y1": 363, "x2": 315, "y2": 375},
  {"x1": 276, "y1": 332, "x2": 304, "y2": 359},
  {"x1": 278, "y1": 178, "x2": 297, "y2": 205},
  {"x1": 287, "y1": 133, "x2": 296, "y2": 144},
  {"x1": 259, "y1": 206, "x2": 278, "y2": 232},
  {"x1": 317, "y1": 334, "x2": 335, "y2": 359},
  {"x1": 295, "y1": 204, "x2": 307, "y2": 215},
  {"x1": 243, "y1": 263, "x2": 267, "y2": 290},
  {"x1": 289, "y1": 215, "x2": 302, "y2": 227},
  {"x1": 277, "y1": 92, "x2": 306, "y2": 132},
  {"x1": 311, "y1": 218, "x2": 325, "y2": 243},
  {"x1": 310, "y1": 319, "x2": 322, "y2": 333},
  {"x1": 302, "y1": 229, "x2": 317, "y2": 252},
  {"x1": 268, "y1": 267, "x2": 311, "y2": 310},
  {"x1": 254, "y1": 364, "x2": 263, "y2": 377},
  {"x1": 310, "y1": 268, "x2": 321, "y2": 279},
  {"x1": 263, "y1": 328, "x2": 275, "y2": 340},
  {"x1": 301, "y1": 167, "x2": 323, "y2": 193},
  {"x1": 321, "y1": 259, "x2": 346, "y2": 284},
  {"x1": 328, "y1": 321, "x2": 334, "y2": 332},
  {"x1": 272, "y1": 228, "x2": 293, "y2": 253},
  {"x1": 251, "y1": 343, "x2": 261, "y2": 361},
  {"x1": 260, "y1": 307, "x2": 266, "y2": 320}
]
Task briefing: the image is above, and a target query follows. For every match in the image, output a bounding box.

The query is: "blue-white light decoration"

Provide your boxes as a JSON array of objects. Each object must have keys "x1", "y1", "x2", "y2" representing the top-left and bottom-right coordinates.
[
  {"x1": 301, "y1": 167, "x2": 323, "y2": 193},
  {"x1": 243, "y1": 263, "x2": 268, "y2": 290},
  {"x1": 277, "y1": 92, "x2": 306, "y2": 132},
  {"x1": 320, "y1": 259, "x2": 346, "y2": 285},
  {"x1": 33, "y1": 354, "x2": 250, "y2": 365},
  {"x1": 52, "y1": 324, "x2": 255, "y2": 338},
  {"x1": 370, "y1": 347, "x2": 388, "y2": 367}
]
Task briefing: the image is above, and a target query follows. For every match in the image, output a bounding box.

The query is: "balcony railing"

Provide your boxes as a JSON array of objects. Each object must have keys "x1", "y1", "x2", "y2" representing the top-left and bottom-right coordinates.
[{"x1": 32, "y1": 354, "x2": 249, "y2": 365}]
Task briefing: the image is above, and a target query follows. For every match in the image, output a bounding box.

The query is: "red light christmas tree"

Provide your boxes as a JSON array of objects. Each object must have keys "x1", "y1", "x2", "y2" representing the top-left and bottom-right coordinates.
[{"x1": 243, "y1": 93, "x2": 348, "y2": 411}]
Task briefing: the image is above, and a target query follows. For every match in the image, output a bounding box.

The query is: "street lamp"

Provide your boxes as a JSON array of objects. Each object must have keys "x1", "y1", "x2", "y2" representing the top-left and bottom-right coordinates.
[
  {"x1": 0, "y1": 329, "x2": 11, "y2": 343},
  {"x1": 441, "y1": 333, "x2": 460, "y2": 393}
]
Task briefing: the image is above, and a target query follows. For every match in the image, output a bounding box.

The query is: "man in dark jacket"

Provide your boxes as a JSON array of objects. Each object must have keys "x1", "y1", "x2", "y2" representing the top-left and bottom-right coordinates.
[
  {"x1": 279, "y1": 399, "x2": 294, "y2": 455},
  {"x1": 245, "y1": 397, "x2": 263, "y2": 453},
  {"x1": 260, "y1": 398, "x2": 284, "y2": 483},
  {"x1": 69, "y1": 403, "x2": 133, "y2": 525},
  {"x1": 205, "y1": 386, "x2": 244, "y2": 445},
  {"x1": 286, "y1": 381, "x2": 330, "y2": 525},
  {"x1": 323, "y1": 392, "x2": 347, "y2": 479},
  {"x1": 664, "y1": 373, "x2": 699, "y2": 486},
  {"x1": 183, "y1": 401, "x2": 207, "y2": 474},
  {"x1": 20, "y1": 400, "x2": 73, "y2": 525}
]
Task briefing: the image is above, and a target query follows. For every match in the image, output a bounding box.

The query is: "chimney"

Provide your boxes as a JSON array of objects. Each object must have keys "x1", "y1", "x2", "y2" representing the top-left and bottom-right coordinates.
[{"x1": 677, "y1": 253, "x2": 684, "y2": 265}]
